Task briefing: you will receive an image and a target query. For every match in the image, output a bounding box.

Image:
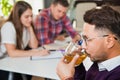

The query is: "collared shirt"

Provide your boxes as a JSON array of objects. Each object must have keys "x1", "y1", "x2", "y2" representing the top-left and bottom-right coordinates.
[
  {"x1": 34, "y1": 8, "x2": 78, "y2": 46},
  {"x1": 98, "y1": 55, "x2": 120, "y2": 71}
]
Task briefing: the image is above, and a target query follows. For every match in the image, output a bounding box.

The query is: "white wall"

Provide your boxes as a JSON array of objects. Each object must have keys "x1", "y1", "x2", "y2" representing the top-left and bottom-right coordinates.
[
  {"x1": 25, "y1": 0, "x2": 44, "y2": 15},
  {"x1": 75, "y1": 3, "x2": 96, "y2": 32}
]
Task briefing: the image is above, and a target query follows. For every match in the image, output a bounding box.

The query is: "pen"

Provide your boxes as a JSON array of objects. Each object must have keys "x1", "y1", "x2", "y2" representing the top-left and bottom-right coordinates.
[
  {"x1": 49, "y1": 49, "x2": 65, "y2": 56},
  {"x1": 49, "y1": 50, "x2": 57, "y2": 51},
  {"x1": 42, "y1": 46, "x2": 58, "y2": 51},
  {"x1": 42, "y1": 46, "x2": 46, "y2": 50},
  {"x1": 42, "y1": 46, "x2": 51, "y2": 54},
  {"x1": 78, "y1": 40, "x2": 83, "y2": 45},
  {"x1": 49, "y1": 49, "x2": 65, "y2": 52}
]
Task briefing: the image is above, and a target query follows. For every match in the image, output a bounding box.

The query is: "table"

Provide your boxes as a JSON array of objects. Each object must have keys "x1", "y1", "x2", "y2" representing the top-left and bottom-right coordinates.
[
  {"x1": 0, "y1": 56, "x2": 93, "y2": 80},
  {"x1": 0, "y1": 37, "x2": 93, "y2": 80},
  {"x1": 0, "y1": 56, "x2": 60, "y2": 80},
  {"x1": 0, "y1": 37, "x2": 72, "y2": 80}
]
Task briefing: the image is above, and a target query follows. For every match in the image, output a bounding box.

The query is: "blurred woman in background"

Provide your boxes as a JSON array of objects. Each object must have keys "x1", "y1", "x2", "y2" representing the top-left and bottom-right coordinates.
[{"x1": 0, "y1": 1, "x2": 49, "y2": 57}]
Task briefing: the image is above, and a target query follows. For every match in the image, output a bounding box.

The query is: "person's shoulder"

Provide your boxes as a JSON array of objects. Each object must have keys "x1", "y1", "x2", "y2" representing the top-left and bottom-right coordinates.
[
  {"x1": 111, "y1": 65, "x2": 120, "y2": 73},
  {"x1": 1, "y1": 21, "x2": 14, "y2": 30},
  {"x1": 62, "y1": 14, "x2": 70, "y2": 21},
  {"x1": 40, "y1": 8, "x2": 49, "y2": 16},
  {"x1": 107, "y1": 65, "x2": 120, "y2": 79},
  {"x1": 3, "y1": 21, "x2": 13, "y2": 26}
]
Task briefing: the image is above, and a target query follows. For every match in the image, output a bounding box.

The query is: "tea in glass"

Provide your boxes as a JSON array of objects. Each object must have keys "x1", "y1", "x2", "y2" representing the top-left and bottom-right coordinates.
[{"x1": 64, "y1": 42, "x2": 87, "y2": 66}]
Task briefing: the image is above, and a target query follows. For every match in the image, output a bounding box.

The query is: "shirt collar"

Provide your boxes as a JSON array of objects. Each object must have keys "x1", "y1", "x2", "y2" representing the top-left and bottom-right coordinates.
[{"x1": 98, "y1": 55, "x2": 120, "y2": 71}]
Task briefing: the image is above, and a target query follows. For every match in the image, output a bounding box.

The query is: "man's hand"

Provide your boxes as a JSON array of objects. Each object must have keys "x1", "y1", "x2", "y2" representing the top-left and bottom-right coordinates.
[
  {"x1": 55, "y1": 35, "x2": 65, "y2": 41},
  {"x1": 72, "y1": 34, "x2": 81, "y2": 43},
  {"x1": 56, "y1": 54, "x2": 80, "y2": 80}
]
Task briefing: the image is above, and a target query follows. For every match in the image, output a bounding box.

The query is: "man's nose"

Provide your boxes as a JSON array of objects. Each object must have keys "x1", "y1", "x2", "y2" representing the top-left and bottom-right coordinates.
[
  {"x1": 59, "y1": 12, "x2": 64, "y2": 17},
  {"x1": 81, "y1": 40, "x2": 87, "y2": 49}
]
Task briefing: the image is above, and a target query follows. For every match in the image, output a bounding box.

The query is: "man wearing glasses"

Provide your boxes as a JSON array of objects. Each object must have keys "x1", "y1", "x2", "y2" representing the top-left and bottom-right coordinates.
[{"x1": 56, "y1": 5, "x2": 120, "y2": 80}]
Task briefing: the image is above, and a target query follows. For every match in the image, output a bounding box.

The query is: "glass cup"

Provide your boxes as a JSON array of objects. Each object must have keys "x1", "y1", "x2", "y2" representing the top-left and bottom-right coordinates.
[{"x1": 64, "y1": 42, "x2": 87, "y2": 66}]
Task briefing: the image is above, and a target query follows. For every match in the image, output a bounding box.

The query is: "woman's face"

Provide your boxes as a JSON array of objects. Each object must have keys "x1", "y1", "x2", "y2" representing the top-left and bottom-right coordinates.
[{"x1": 20, "y1": 8, "x2": 33, "y2": 27}]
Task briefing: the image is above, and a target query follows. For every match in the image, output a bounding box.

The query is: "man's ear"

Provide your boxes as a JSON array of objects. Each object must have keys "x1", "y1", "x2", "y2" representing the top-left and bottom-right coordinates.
[
  {"x1": 106, "y1": 36, "x2": 115, "y2": 48},
  {"x1": 51, "y1": 4, "x2": 55, "y2": 8},
  {"x1": 50, "y1": 4, "x2": 53, "y2": 8}
]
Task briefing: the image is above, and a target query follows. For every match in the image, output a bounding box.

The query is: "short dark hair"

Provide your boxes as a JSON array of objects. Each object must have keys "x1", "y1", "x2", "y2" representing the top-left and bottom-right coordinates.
[
  {"x1": 52, "y1": 0, "x2": 69, "y2": 7},
  {"x1": 84, "y1": 5, "x2": 120, "y2": 41}
]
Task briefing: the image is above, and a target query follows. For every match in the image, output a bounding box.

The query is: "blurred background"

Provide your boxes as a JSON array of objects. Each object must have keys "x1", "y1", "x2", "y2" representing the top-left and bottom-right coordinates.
[
  {"x1": 0, "y1": 0, "x2": 120, "y2": 32},
  {"x1": 0, "y1": 0, "x2": 120, "y2": 80}
]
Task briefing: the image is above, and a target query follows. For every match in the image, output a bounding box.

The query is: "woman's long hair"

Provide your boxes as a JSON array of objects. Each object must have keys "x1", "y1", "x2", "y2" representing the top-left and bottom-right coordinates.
[{"x1": 7, "y1": 1, "x2": 32, "y2": 49}]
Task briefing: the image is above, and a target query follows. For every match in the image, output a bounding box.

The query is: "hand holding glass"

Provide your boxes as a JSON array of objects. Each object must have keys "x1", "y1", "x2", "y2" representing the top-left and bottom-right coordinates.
[{"x1": 64, "y1": 42, "x2": 87, "y2": 66}]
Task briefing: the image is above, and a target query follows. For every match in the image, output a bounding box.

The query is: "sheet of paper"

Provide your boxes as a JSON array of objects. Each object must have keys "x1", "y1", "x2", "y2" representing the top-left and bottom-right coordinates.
[
  {"x1": 43, "y1": 43, "x2": 67, "y2": 50},
  {"x1": 43, "y1": 37, "x2": 71, "y2": 50},
  {"x1": 30, "y1": 37, "x2": 71, "y2": 60},
  {"x1": 31, "y1": 51, "x2": 64, "y2": 60}
]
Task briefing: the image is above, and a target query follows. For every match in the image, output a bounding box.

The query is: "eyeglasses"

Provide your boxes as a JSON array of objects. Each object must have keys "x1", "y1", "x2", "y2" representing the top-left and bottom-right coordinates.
[{"x1": 81, "y1": 35, "x2": 117, "y2": 46}]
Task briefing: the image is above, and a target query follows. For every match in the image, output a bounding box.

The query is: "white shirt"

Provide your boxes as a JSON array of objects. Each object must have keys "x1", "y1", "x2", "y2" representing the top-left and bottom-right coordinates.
[
  {"x1": 98, "y1": 55, "x2": 120, "y2": 71},
  {"x1": 0, "y1": 21, "x2": 30, "y2": 54}
]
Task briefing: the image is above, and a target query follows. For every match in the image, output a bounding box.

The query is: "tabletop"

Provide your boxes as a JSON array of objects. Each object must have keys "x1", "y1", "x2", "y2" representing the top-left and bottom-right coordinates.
[{"x1": 0, "y1": 56, "x2": 60, "y2": 80}]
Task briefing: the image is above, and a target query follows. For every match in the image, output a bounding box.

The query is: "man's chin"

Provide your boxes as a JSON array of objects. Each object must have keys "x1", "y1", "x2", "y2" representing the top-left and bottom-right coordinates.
[
  {"x1": 89, "y1": 57, "x2": 96, "y2": 62},
  {"x1": 54, "y1": 18, "x2": 59, "y2": 21},
  {"x1": 54, "y1": 17, "x2": 61, "y2": 21},
  {"x1": 90, "y1": 58, "x2": 100, "y2": 62}
]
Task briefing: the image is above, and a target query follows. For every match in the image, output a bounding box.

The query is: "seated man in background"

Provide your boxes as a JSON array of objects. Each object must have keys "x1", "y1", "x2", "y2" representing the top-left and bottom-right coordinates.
[
  {"x1": 34, "y1": 0, "x2": 80, "y2": 46},
  {"x1": 56, "y1": 5, "x2": 120, "y2": 80}
]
